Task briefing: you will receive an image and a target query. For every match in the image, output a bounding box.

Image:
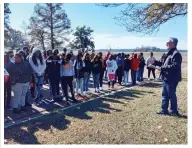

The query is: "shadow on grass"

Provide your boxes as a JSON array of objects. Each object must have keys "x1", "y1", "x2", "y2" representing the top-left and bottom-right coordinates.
[{"x1": 3, "y1": 85, "x2": 161, "y2": 144}]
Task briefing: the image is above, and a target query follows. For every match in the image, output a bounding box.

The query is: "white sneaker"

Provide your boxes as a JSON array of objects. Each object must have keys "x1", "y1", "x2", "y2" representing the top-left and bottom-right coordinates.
[
  {"x1": 99, "y1": 87, "x2": 103, "y2": 91},
  {"x1": 148, "y1": 78, "x2": 150, "y2": 81},
  {"x1": 83, "y1": 91, "x2": 86, "y2": 96},
  {"x1": 78, "y1": 89, "x2": 81, "y2": 94},
  {"x1": 126, "y1": 83, "x2": 129, "y2": 86}
]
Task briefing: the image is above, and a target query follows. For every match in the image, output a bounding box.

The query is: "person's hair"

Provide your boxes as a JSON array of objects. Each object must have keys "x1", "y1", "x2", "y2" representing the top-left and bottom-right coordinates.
[
  {"x1": 134, "y1": 53, "x2": 137, "y2": 58},
  {"x1": 53, "y1": 49, "x2": 59, "y2": 56},
  {"x1": 8, "y1": 50, "x2": 13, "y2": 55},
  {"x1": 150, "y1": 52, "x2": 153, "y2": 56},
  {"x1": 98, "y1": 52, "x2": 103, "y2": 59},
  {"x1": 140, "y1": 52, "x2": 143, "y2": 56},
  {"x1": 76, "y1": 53, "x2": 83, "y2": 67},
  {"x1": 15, "y1": 53, "x2": 24, "y2": 63},
  {"x1": 82, "y1": 52, "x2": 90, "y2": 61},
  {"x1": 32, "y1": 50, "x2": 43, "y2": 66},
  {"x1": 109, "y1": 54, "x2": 114, "y2": 60},
  {"x1": 23, "y1": 46, "x2": 29, "y2": 51},
  {"x1": 47, "y1": 50, "x2": 52, "y2": 56},
  {"x1": 66, "y1": 53, "x2": 72, "y2": 62},
  {"x1": 30, "y1": 46, "x2": 34, "y2": 54}
]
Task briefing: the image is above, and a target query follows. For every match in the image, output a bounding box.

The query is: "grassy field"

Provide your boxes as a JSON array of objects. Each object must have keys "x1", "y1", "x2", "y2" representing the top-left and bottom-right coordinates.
[{"x1": 4, "y1": 52, "x2": 187, "y2": 144}]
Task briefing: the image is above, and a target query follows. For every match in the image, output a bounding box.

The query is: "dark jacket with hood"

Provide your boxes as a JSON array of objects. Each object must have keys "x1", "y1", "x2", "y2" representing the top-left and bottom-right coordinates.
[
  {"x1": 154, "y1": 48, "x2": 182, "y2": 84},
  {"x1": 138, "y1": 56, "x2": 146, "y2": 68},
  {"x1": 7, "y1": 61, "x2": 33, "y2": 84}
]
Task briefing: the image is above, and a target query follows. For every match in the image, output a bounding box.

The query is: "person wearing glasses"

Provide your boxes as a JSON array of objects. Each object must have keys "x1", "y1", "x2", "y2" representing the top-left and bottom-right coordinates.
[{"x1": 151, "y1": 37, "x2": 182, "y2": 116}]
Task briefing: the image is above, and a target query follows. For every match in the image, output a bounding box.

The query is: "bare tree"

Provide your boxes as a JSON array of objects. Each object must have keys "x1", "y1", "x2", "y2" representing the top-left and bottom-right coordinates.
[
  {"x1": 99, "y1": 3, "x2": 187, "y2": 34},
  {"x1": 4, "y1": 3, "x2": 11, "y2": 28}
]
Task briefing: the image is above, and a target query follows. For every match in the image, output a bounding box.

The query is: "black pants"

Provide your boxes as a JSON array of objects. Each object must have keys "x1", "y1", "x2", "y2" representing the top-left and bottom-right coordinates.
[
  {"x1": 117, "y1": 66, "x2": 123, "y2": 84},
  {"x1": 4, "y1": 81, "x2": 11, "y2": 108},
  {"x1": 99, "y1": 69, "x2": 105, "y2": 87},
  {"x1": 108, "y1": 81, "x2": 115, "y2": 88},
  {"x1": 61, "y1": 76, "x2": 75, "y2": 101},
  {"x1": 148, "y1": 68, "x2": 156, "y2": 79},
  {"x1": 50, "y1": 79, "x2": 60, "y2": 99}
]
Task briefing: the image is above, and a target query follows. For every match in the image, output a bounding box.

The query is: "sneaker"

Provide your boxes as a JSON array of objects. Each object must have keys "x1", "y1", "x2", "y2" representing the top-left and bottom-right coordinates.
[
  {"x1": 96, "y1": 88, "x2": 100, "y2": 93},
  {"x1": 126, "y1": 83, "x2": 129, "y2": 86},
  {"x1": 156, "y1": 110, "x2": 169, "y2": 115},
  {"x1": 83, "y1": 91, "x2": 86, "y2": 96},
  {"x1": 99, "y1": 87, "x2": 103, "y2": 91},
  {"x1": 148, "y1": 78, "x2": 150, "y2": 81},
  {"x1": 13, "y1": 108, "x2": 21, "y2": 114}
]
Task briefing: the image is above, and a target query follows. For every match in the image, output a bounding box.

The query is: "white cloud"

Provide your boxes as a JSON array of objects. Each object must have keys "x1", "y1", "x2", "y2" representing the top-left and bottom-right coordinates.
[{"x1": 93, "y1": 33, "x2": 187, "y2": 50}]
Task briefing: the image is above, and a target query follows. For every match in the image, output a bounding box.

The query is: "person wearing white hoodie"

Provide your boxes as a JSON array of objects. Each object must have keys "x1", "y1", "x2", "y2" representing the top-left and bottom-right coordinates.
[
  {"x1": 106, "y1": 55, "x2": 118, "y2": 90},
  {"x1": 29, "y1": 47, "x2": 46, "y2": 103},
  {"x1": 145, "y1": 52, "x2": 156, "y2": 80}
]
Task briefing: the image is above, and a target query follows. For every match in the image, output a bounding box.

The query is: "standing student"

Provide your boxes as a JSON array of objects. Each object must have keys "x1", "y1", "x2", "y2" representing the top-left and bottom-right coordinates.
[
  {"x1": 83, "y1": 53, "x2": 92, "y2": 94},
  {"x1": 131, "y1": 53, "x2": 139, "y2": 85},
  {"x1": 123, "y1": 54, "x2": 131, "y2": 85},
  {"x1": 7, "y1": 53, "x2": 33, "y2": 114},
  {"x1": 146, "y1": 52, "x2": 156, "y2": 80},
  {"x1": 74, "y1": 53, "x2": 85, "y2": 95},
  {"x1": 29, "y1": 47, "x2": 46, "y2": 103},
  {"x1": 46, "y1": 49, "x2": 61, "y2": 102},
  {"x1": 60, "y1": 53, "x2": 78, "y2": 103},
  {"x1": 98, "y1": 52, "x2": 105, "y2": 90},
  {"x1": 116, "y1": 53, "x2": 124, "y2": 85},
  {"x1": 104, "y1": 52, "x2": 111, "y2": 80},
  {"x1": 137, "y1": 53, "x2": 146, "y2": 81},
  {"x1": 4, "y1": 52, "x2": 12, "y2": 109},
  {"x1": 91, "y1": 55, "x2": 102, "y2": 93},
  {"x1": 106, "y1": 55, "x2": 118, "y2": 90}
]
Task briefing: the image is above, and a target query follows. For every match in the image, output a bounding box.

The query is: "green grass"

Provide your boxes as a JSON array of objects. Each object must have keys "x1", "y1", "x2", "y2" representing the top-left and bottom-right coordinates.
[{"x1": 4, "y1": 79, "x2": 187, "y2": 144}]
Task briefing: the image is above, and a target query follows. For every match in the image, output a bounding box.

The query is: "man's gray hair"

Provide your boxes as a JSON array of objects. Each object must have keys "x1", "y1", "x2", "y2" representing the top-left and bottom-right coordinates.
[{"x1": 169, "y1": 37, "x2": 178, "y2": 46}]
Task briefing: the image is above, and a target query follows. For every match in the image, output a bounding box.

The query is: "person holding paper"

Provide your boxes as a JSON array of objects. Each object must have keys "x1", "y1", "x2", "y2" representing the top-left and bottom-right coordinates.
[{"x1": 152, "y1": 37, "x2": 182, "y2": 116}]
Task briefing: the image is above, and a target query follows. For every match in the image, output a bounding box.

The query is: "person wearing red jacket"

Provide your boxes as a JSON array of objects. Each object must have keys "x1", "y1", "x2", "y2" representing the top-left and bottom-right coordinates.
[{"x1": 131, "y1": 53, "x2": 139, "y2": 85}]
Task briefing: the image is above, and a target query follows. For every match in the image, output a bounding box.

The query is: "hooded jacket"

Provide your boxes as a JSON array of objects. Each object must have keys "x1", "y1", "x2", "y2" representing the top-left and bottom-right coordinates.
[
  {"x1": 106, "y1": 59, "x2": 118, "y2": 74},
  {"x1": 29, "y1": 47, "x2": 46, "y2": 77}
]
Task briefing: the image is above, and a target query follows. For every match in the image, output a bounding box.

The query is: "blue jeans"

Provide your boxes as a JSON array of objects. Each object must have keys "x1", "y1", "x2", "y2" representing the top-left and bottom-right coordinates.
[
  {"x1": 49, "y1": 79, "x2": 60, "y2": 98},
  {"x1": 35, "y1": 75, "x2": 44, "y2": 99},
  {"x1": 76, "y1": 78, "x2": 84, "y2": 94},
  {"x1": 162, "y1": 81, "x2": 178, "y2": 113},
  {"x1": 93, "y1": 73, "x2": 100, "y2": 89},
  {"x1": 124, "y1": 71, "x2": 129, "y2": 83},
  {"x1": 83, "y1": 73, "x2": 90, "y2": 91},
  {"x1": 137, "y1": 68, "x2": 144, "y2": 81},
  {"x1": 131, "y1": 70, "x2": 137, "y2": 85}
]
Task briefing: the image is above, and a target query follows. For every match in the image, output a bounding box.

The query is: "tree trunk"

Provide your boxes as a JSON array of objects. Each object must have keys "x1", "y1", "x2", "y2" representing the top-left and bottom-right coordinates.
[{"x1": 50, "y1": 3, "x2": 54, "y2": 50}]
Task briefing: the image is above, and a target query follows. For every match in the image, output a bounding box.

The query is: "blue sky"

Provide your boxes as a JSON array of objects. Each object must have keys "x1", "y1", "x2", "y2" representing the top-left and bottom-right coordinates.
[{"x1": 9, "y1": 3, "x2": 187, "y2": 50}]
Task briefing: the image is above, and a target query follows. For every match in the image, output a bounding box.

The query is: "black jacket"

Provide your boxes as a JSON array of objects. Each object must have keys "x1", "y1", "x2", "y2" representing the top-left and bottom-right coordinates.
[
  {"x1": 138, "y1": 56, "x2": 146, "y2": 68},
  {"x1": 91, "y1": 61, "x2": 102, "y2": 74},
  {"x1": 7, "y1": 61, "x2": 33, "y2": 84},
  {"x1": 46, "y1": 55, "x2": 61, "y2": 82},
  {"x1": 155, "y1": 48, "x2": 182, "y2": 84},
  {"x1": 83, "y1": 59, "x2": 92, "y2": 74},
  {"x1": 124, "y1": 58, "x2": 131, "y2": 71}
]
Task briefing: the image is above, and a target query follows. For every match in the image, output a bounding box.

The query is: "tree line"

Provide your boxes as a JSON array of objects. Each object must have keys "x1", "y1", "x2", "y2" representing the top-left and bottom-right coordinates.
[{"x1": 4, "y1": 3, "x2": 95, "y2": 53}]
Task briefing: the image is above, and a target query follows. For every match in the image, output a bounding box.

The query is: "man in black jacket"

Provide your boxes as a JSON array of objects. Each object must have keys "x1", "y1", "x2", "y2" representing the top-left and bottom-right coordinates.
[
  {"x1": 152, "y1": 37, "x2": 182, "y2": 116},
  {"x1": 137, "y1": 52, "x2": 145, "y2": 82}
]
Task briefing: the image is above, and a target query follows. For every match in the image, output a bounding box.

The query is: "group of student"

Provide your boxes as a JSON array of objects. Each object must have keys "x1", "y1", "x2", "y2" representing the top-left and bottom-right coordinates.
[{"x1": 4, "y1": 46, "x2": 162, "y2": 114}]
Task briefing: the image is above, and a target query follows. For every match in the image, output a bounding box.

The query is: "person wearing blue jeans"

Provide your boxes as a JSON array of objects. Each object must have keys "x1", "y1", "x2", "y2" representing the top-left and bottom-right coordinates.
[
  {"x1": 83, "y1": 53, "x2": 92, "y2": 94},
  {"x1": 92, "y1": 73, "x2": 100, "y2": 92},
  {"x1": 29, "y1": 47, "x2": 46, "y2": 103},
  {"x1": 123, "y1": 54, "x2": 131, "y2": 85},
  {"x1": 153, "y1": 37, "x2": 182, "y2": 116},
  {"x1": 137, "y1": 53, "x2": 145, "y2": 81},
  {"x1": 91, "y1": 55, "x2": 102, "y2": 93},
  {"x1": 131, "y1": 70, "x2": 137, "y2": 85}
]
